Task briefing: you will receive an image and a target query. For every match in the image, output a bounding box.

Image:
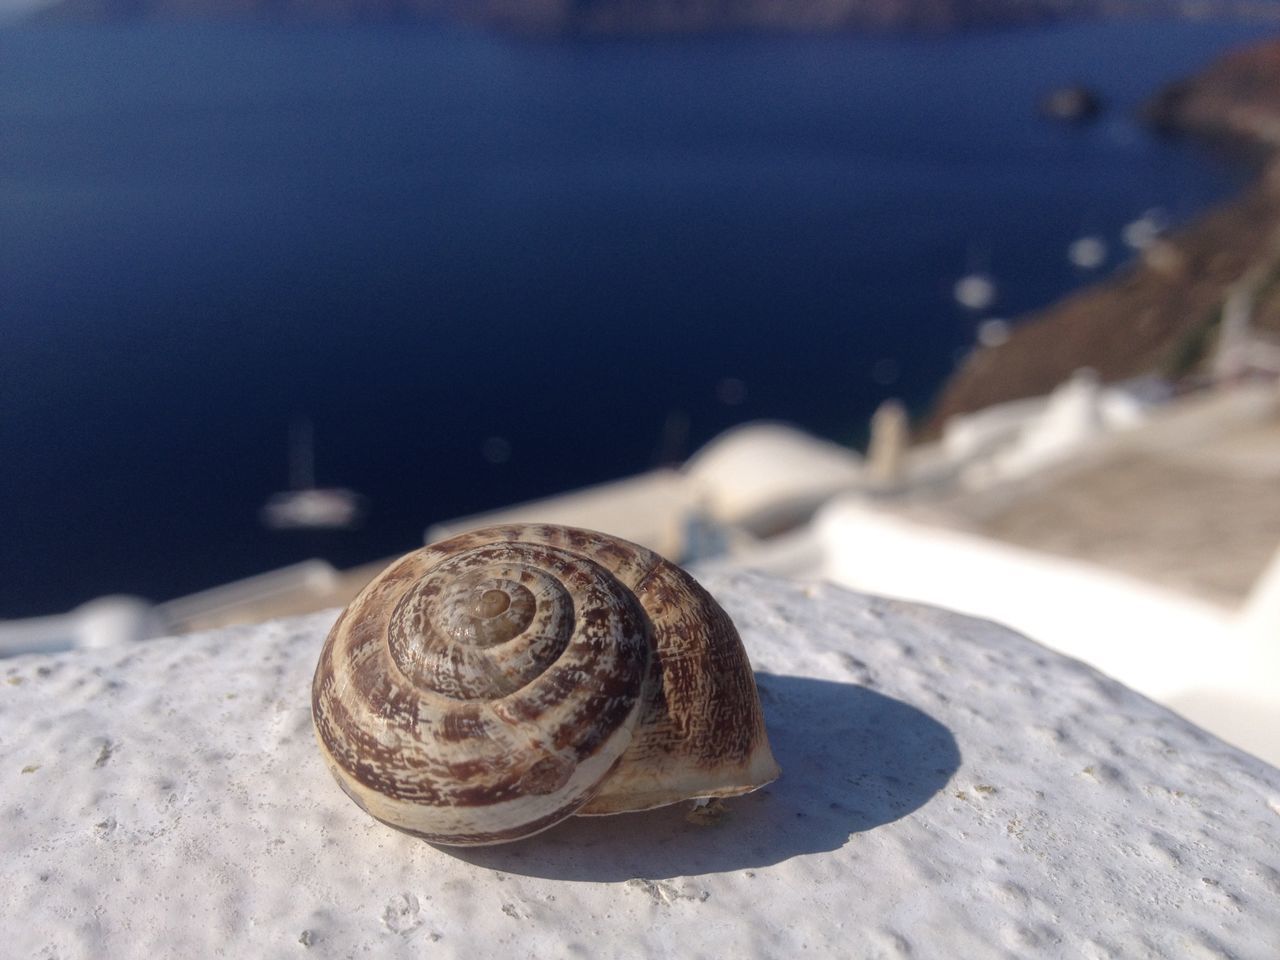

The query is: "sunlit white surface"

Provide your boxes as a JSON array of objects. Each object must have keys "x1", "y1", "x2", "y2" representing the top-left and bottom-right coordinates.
[
  {"x1": 683, "y1": 423, "x2": 863, "y2": 533},
  {"x1": 2, "y1": 574, "x2": 1278, "y2": 957},
  {"x1": 807, "y1": 499, "x2": 1280, "y2": 766},
  {"x1": 0, "y1": 596, "x2": 162, "y2": 657}
]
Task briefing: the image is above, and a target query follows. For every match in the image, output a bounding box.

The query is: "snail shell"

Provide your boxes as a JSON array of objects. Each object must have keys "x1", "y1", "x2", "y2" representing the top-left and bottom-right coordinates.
[{"x1": 311, "y1": 523, "x2": 780, "y2": 846}]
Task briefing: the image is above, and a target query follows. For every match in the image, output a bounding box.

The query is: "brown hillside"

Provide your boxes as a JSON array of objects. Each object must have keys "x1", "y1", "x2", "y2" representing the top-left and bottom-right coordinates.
[{"x1": 925, "y1": 38, "x2": 1280, "y2": 435}]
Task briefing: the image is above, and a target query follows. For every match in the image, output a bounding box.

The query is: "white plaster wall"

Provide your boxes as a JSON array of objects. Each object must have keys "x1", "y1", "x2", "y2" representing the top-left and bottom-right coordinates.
[
  {"x1": 2, "y1": 572, "x2": 1279, "y2": 959},
  {"x1": 811, "y1": 500, "x2": 1280, "y2": 766}
]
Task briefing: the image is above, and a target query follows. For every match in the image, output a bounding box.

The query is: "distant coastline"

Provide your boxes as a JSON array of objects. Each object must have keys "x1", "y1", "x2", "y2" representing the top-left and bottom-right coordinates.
[
  {"x1": 24, "y1": 0, "x2": 1280, "y2": 33},
  {"x1": 926, "y1": 36, "x2": 1280, "y2": 434}
]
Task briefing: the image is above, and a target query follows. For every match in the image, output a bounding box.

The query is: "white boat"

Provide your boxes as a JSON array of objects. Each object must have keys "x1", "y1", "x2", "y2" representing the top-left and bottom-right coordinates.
[
  {"x1": 260, "y1": 421, "x2": 365, "y2": 531},
  {"x1": 261, "y1": 487, "x2": 364, "y2": 531},
  {"x1": 1122, "y1": 208, "x2": 1167, "y2": 251},
  {"x1": 954, "y1": 272, "x2": 997, "y2": 311},
  {"x1": 1067, "y1": 235, "x2": 1107, "y2": 269}
]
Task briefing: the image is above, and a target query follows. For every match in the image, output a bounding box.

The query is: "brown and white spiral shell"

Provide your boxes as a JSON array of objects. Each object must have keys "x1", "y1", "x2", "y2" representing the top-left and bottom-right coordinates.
[{"x1": 311, "y1": 524, "x2": 780, "y2": 846}]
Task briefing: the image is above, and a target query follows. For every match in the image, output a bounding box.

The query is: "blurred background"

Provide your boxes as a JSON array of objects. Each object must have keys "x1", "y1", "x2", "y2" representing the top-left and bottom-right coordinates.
[{"x1": 2, "y1": 0, "x2": 1279, "y2": 756}]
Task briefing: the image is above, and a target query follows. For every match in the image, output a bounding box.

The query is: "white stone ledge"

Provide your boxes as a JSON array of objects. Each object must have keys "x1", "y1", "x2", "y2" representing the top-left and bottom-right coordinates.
[{"x1": 3, "y1": 572, "x2": 1279, "y2": 959}]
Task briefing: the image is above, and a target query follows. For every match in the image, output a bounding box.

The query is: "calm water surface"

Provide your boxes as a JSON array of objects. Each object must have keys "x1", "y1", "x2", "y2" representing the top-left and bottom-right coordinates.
[{"x1": 0, "y1": 21, "x2": 1274, "y2": 614}]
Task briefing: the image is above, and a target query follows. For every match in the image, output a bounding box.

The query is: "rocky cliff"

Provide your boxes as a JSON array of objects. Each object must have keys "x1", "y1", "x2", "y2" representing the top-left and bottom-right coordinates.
[
  {"x1": 1146, "y1": 36, "x2": 1280, "y2": 149},
  {"x1": 926, "y1": 38, "x2": 1280, "y2": 434}
]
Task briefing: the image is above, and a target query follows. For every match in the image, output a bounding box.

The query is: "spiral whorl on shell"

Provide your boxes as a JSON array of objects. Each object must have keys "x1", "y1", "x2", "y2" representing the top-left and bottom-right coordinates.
[{"x1": 311, "y1": 524, "x2": 780, "y2": 846}]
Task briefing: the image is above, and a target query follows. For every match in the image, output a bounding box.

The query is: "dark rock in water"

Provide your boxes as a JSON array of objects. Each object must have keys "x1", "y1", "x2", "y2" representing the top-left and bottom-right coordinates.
[{"x1": 1038, "y1": 85, "x2": 1103, "y2": 123}]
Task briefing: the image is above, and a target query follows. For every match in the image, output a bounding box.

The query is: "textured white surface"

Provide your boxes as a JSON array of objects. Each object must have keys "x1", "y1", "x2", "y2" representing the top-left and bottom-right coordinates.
[
  {"x1": 4, "y1": 572, "x2": 1280, "y2": 959},
  {"x1": 683, "y1": 423, "x2": 863, "y2": 527},
  {"x1": 810, "y1": 500, "x2": 1280, "y2": 766}
]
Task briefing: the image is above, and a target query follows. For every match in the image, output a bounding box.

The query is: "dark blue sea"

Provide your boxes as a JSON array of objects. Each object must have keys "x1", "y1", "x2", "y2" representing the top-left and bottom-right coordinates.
[{"x1": 1, "y1": 20, "x2": 1274, "y2": 615}]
